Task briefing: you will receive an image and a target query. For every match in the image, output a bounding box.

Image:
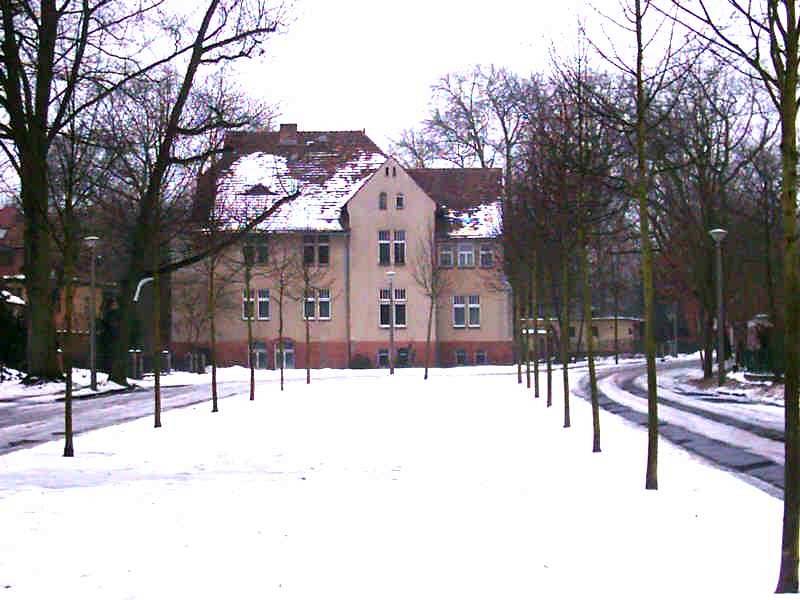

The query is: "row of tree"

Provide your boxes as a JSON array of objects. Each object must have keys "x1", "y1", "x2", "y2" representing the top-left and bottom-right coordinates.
[{"x1": 392, "y1": 0, "x2": 798, "y2": 591}]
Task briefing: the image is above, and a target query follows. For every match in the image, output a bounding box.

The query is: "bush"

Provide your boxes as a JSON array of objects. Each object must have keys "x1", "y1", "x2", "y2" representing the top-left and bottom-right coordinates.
[{"x1": 349, "y1": 353, "x2": 371, "y2": 369}]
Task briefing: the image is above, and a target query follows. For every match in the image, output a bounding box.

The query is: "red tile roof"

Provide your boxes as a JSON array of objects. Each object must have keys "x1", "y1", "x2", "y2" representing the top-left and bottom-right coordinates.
[{"x1": 406, "y1": 168, "x2": 502, "y2": 210}]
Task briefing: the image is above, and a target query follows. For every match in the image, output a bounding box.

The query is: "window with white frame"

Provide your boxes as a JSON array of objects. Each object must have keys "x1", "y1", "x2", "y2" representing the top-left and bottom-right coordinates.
[
  {"x1": 479, "y1": 245, "x2": 494, "y2": 268},
  {"x1": 379, "y1": 288, "x2": 407, "y2": 327},
  {"x1": 303, "y1": 288, "x2": 332, "y2": 320},
  {"x1": 242, "y1": 289, "x2": 254, "y2": 320},
  {"x1": 379, "y1": 192, "x2": 388, "y2": 210},
  {"x1": 393, "y1": 230, "x2": 406, "y2": 265},
  {"x1": 458, "y1": 243, "x2": 475, "y2": 267},
  {"x1": 439, "y1": 245, "x2": 453, "y2": 267},
  {"x1": 468, "y1": 295, "x2": 481, "y2": 327},
  {"x1": 257, "y1": 289, "x2": 270, "y2": 320},
  {"x1": 379, "y1": 230, "x2": 391, "y2": 265},
  {"x1": 396, "y1": 193, "x2": 405, "y2": 209},
  {"x1": 453, "y1": 295, "x2": 466, "y2": 327}
]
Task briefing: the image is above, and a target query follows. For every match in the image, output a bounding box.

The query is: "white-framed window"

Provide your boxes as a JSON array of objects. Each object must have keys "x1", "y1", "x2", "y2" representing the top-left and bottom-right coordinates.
[
  {"x1": 393, "y1": 230, "x2": 406, "y2": 265},
  {"x1": 319, "y1": 288, "x2": 331, "y2": 319},
  {"x1": 475, "y1": 350, "x2": 487, "y2": 365},
  {"x1": 479, "y1": 245, "x2": 494, "y2": 268},
  {"x1": 439, "y1": 245, "x2": 453, "y2": 267},
  {"x1": 455, "y1": 349, "x2": 467, "y2": 366},
  {"x1": 303, "y1": 288, "x2": 332, "y2": 320},
  {"x1": 379, "y1": 192, "x2": 388, "y2": 210},
  {"x1": 242, "y1": 288, "x2": 254, "y2": 320},
  {"x1": 257, "y1": 289, "x2": 270, "y2": 320},
  {"x1": 458, "y1": 243, "x2": 475, "y2": 267},
  {"x1": 379, "y1": 288, "x2": 406, "y2": 327},
  {"x1": 396, "y1": 193, "x2": 405, "y2": 209},
  {"x1": 468, "y1": 295, "x2": 481, "y2": 327},
  {"x1": 379, "y1": 230, "x2": 391, "y2": 265},
  {"x1": 394, "y1": 287, "x2": 407, "y2": 326},
  {"x1": 453, "y1": 295, "x2": 466, "y2": 327}
]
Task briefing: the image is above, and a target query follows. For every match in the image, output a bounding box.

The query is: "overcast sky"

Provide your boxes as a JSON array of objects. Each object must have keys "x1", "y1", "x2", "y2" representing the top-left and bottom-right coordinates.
[{"x1": 236, "y1": 0, "x2": 602, "y2": 151}]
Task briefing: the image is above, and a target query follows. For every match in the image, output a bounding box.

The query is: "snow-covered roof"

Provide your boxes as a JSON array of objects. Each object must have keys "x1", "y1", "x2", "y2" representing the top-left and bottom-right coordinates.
[
  {"x1": 205, "y1": 127, "x2": 386, "y2": 233},
  {"x1": 444, "y1": 201, "x2": 502, "y2": 239}
]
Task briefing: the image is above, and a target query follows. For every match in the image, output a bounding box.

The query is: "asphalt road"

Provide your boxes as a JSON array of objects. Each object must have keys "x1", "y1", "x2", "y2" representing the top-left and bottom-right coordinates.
[
  {"x1": 0, "y1": 381, "x2": 248, "y2": 456},
  {"x1": 584, "y1": 358, "x2": 785, "y2": 498}
]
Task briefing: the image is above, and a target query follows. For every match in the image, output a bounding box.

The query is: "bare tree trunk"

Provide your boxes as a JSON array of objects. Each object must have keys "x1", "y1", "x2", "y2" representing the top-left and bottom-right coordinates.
[
  {"x1": 153, "y1": 252, "x2": 162, "y2": 429},
  {"x1": 515, "y1": 293, "x2": 522, "y2": 384},
  {"x1": 613, "y1": 253, "x2": 619, "y2": 364},
  {"x1": 532, "y1": 267, "x2": 540, "y2": 399},
  {"x1": 245, "y1": 262, "x2": 254, "y2": 401},
  {"x1": 546, "y1": 330, "x2": 553, "y2": 408},
  {"x1": 63, "y1": 275, "x2": 74, "y2": 457},
  {"x1": 525, "y1": 306, "x2": 531, "y2": 389},
  {"x1": 560, "y1": 255, "x2": 571, "y2": 428},
  {"x1": 424, "y1": 296, "x2": 434, "y2": 380},
  {"x1": 209, "y1": 258, "x2": 218, "y2": 413},
  {"x1": 579, "y1": 217, "x2": 601, "y2": 452},
  {"x1": 635, "y1": 0, "x2": 657, "y2": 489},
  {"x1": 776, "y1": 17, "x2": 800, "y2": 588},
  {"x1": 279, "y1": 292, "x2": 284, "y2": 392}
]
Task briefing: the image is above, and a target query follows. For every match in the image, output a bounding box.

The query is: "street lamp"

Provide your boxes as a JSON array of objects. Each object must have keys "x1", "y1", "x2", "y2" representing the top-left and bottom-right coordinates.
[
  {"x1": 709, "y1": 228, "x2": 727, "y2": 385},
  {"x1": 387, "y1": 270, "x2": 395, "y2": 375},
  {"x1": 84, "y1": 235, "x2": 100, "y2": 390}
]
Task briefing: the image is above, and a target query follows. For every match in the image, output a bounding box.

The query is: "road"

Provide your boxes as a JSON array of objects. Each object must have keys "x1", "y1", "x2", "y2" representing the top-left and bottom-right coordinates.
[
  {"x1": 586, "y1": 358, "x2": 785, "y2": 497},
  {"x1": 0, "y1": 381, "x2": 248, "y2": 456}
]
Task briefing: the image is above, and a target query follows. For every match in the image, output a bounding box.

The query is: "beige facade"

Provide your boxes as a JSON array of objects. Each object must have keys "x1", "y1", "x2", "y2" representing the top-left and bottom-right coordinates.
[{"x1": 171, "y1": 126, "x2": 513, "y2": 369}]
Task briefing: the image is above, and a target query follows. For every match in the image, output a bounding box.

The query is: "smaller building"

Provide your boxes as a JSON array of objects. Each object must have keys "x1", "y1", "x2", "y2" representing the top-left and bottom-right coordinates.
[{"x1": 522, "y1": 315, "x2": 643, "y2": 357}]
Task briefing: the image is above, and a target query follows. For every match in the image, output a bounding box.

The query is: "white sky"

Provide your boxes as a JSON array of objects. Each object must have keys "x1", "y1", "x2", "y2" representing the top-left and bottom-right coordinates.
[{"x1": 236, "y1": 0, "x2": 603, "y2": 151}]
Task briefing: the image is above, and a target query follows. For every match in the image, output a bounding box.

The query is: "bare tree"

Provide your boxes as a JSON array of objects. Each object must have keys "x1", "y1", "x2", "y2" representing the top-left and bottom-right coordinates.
[{"x1": 411, "y1": 225, "x2": 451, "y2": 380}]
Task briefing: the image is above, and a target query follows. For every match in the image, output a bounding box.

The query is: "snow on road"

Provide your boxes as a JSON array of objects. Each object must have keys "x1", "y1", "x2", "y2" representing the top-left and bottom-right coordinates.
[{"x1": 0, "y1": 366, "x2": 782, "y2": 599}]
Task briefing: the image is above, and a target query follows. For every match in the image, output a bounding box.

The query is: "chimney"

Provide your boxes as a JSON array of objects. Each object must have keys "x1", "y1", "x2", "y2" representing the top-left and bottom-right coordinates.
[{"x1": 279, "y1": 123, "x2": 298, "y2": 145}]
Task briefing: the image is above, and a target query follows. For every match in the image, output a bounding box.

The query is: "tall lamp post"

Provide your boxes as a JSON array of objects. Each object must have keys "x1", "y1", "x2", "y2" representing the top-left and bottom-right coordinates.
[
  {"x1": 709, "y1": 228, "x2": 727, "y2": 385},
  {"x1": 84, "y1": 235, "x2": 100, "y2": 390},
  {"x1": 387, "y1": 270, "x2": 395, "y2": 375}
]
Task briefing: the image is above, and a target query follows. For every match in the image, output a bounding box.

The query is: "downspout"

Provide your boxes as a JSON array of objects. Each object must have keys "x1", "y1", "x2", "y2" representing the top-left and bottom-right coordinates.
[{"x1": 345, "y1": 230, "x2": 351, "y2": 366}]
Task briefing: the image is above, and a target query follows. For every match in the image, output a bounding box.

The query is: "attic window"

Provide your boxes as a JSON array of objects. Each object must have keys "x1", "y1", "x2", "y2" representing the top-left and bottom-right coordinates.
[
  {"x1": 392, "y1": 166, "x2": 397, "y2": 177},
  {"x1": 244, "y1": 183, "x2": 275, "y2": 195},
  {"x1": 385, "y1": 167, "x2": 389, "y2": 176}
]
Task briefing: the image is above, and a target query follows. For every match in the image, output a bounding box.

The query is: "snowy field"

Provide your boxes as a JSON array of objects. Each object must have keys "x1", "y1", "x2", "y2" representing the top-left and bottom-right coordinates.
[{"x1": 0, "y1": 365, "x2": 783, "y2": 599}]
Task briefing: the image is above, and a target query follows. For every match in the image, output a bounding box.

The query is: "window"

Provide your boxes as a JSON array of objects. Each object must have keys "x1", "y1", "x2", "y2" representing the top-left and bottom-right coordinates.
[
  {"x1": 379, "y1": 288, "x2": 406, "y2": 327},
  {"x1": 453, "y1": 295, "x2": 466, "y2": 328},
  {"x1": 0, "y1": 228, "x2": 7, "y2": 239},
  {"x1": 242, "y1": 289, "x2": 254, "y2": 320},
  {"x1": 379, "y1": 192, "x2": 388, "y2": 210},
  {"x1": 453, "y1": 294, "x2": 479, "y2": 327},
  {"x1": 397, "y1": 347, "x2": 410, "y2": 366},
  {"x1": 377, "y1": 348, "x2": 389, "y2": 367},
  {"x1": 303, "y1": 234, "x2": 329, "y2": 265},
  {"x1": 318, "y1": 288, "x2": 331, "y2": 319},
  {"x1": 393, "y1": 230, "x2": 406, "y2": 265},
  {"x1": 479, "y1": 245, "x2": 494, "y2": 268},
  {"x1": 303, "y1": 235, "x2": 315, "y2": 265},
  {"x1": 458, "y1": 244, "x2": 475, "y2": 267},
  {"x1": 379, "y1": 230, "x2": 391, "y2": 265},
  {"x1": 0, "y1": 249, "x2": 12, "y2": 266},
  {"x1": 439, "y1": 246, "x2": 453, "y2": 267},
  {"x1": 568, "y1": 326, "x2": 576, "y2": 338},
  {"x1": 258, "y1": 289, "x2": 270, "y2": 320},
  {"x1": 468, "y1": 295, "x2": 480, "y2": 327},
  {"x1": 394, "y1": 287, "x2": 407, "y2": 326},
  {"x1": 591, "y1": 326, "x2": 599, "y2": 337},
  {"x1": 317, "y1": 235, "x2": 330, "y2": 265},
  {"x1": 455, "y1": 349, "x2": 467, "y2": 366},
  {"x1": 385, "y1": 167, "x2": 390, "y2": 176},
  {"x1": 303, "y1": 288, "x2": 332, "y2": 320},
  {"x1": 475, "y1": 350, "x2": 487, "y2": 365},
  {"x1": 628, "y1": 327, "x2": 633, "y2": 335},
  {"x1": 392, "y1": 166, "x2": 397, "y2": 177},
  {"x1": 256, "y1": 244, "x2": 269, "y2": 264},
  {"x1": 396, "y1": 193, "x2": 405, "y2": 209}
]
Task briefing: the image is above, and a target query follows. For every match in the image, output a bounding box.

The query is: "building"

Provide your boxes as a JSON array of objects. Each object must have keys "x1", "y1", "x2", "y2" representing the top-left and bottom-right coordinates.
[
  {"x1": 171, "y1": 124, "x2": 513, "y2": 369},
  {"x1": 523, "y1": 315, "x2": 643, "y2": 357}
]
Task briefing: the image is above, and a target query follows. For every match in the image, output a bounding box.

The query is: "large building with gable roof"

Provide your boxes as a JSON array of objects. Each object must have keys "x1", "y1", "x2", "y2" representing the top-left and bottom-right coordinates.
[{"x1": 172, "y1": 124, "x2": 513, "y2": 369}]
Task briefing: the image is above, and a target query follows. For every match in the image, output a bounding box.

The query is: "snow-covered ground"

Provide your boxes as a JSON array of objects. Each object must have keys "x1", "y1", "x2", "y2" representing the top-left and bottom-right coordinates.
[
  {"x1": 0, "y1": 368, "x2": 126, "y2": 403},
  {"x1": 0, "y1": 364, "x2": 782, "y2": 598}
]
